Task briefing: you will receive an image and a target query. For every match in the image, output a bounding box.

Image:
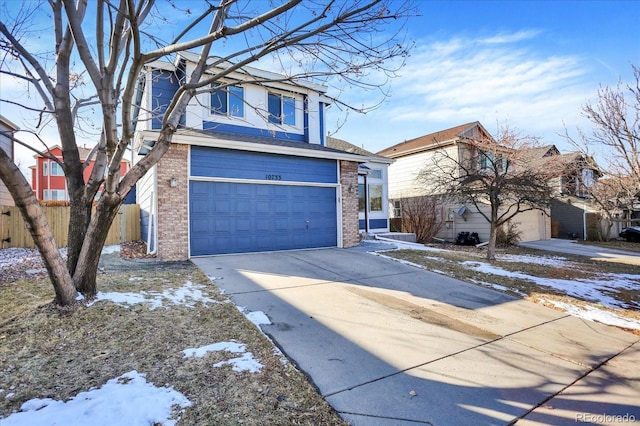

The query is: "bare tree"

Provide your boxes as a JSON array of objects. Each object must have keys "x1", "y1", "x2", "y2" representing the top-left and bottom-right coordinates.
[
  {"x1": 418, "y1": 126, "x2": 560, "y2": 261},
  {"x1": 564, "y1": 64, "x2": 640, "y2": 233},
  {"x1": 0, "y1": 0, "x2": 414, "y2": 307},
  {"x1": 395, "y1": 195, "x2": 443, "y2": 243}
]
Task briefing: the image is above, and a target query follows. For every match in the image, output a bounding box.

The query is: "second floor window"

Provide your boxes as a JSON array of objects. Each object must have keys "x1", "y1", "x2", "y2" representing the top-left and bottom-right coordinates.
[
  {"x1": 210, "y1": 84, "x2": 244, "y2": 117},
  {"x1": 268, "y1": 92, "x2": 295, "y2": 126},
  {"x1": 479, "y1": 151, "x2": 493, "y2": 170},
  {"x1": 479, "y1": 151, "x2": 507, "y2": 172},
  {"x1": 44, "y1": 161, "x2": 64, "y2": 176}
]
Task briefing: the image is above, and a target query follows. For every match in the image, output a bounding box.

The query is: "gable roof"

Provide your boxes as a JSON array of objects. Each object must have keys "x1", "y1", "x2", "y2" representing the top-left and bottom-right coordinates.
[
  {"x1": 377, "y1": 121, "x2": 492, "y2": 159},
  {"x1": 326, "y1": 136, "x2": 393, "y2": 164}
]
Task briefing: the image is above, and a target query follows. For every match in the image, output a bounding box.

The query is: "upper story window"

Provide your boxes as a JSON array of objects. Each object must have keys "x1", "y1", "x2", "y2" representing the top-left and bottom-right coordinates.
[
  {"x1": 43, "y1": 161, "x2": 64, "y2": 176},
  {"x1": 268, "y1": 92, "x2": 296, "y2": 126},
  {"x1": 479, "y1": 151, "x2": 507, "y2": 172},
  {"x1": 479, "y1": 151, "x2": 493, "y2": 170},
  {"x1": 210, "y1": 84, "x2": 244, "y2": 117}
]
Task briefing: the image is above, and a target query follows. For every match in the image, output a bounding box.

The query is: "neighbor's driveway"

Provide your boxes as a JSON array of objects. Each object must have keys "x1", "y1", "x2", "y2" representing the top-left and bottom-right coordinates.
[
  {"x1": 520, "y1": 239, "x2": 640, "y2": 266},
  {"x1": 193, "y1": 248, "x2": 640, "y2": 425}
]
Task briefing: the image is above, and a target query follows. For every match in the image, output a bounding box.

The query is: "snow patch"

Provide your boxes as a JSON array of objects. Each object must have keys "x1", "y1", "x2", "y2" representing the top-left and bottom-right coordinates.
[
  {"x1": 183, "y1": 341, "x2": 263, "y2": 373},
  {"x1": 0, "y1": 371, "x2": 191, "y2": 426},
  {"x1": 89, "y1": 281, "x2": 219, "y2": 310},
  {"x1": 213, "y1": 352, "x2": 263, "y2": 373},
  {"x1": 237, "y1": 306, "x2": 271, "y2": 327},
  {"x1": 182, "y1": 341, "x2": 246, "y2": 358},
  {"x1": 543, "y1": 299, "x2": 640, "y2": 331}
]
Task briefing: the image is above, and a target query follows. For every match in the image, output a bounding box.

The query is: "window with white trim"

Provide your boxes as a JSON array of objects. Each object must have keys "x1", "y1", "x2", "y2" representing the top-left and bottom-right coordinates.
[
  {"x1": 50, "y1": 162, "x2": 64, "y2": 176},
  {"x1": 268, "y1": 92, "x2": 296, "y2": 126},
  {"x1": 43, "y1": 189, "x2": 66, "y2": 201},
  {"x1": 369, "y1": 184, "x2": 383, "y2": 212},
  {"x1": 210, "y1": 84, "x2": 244, "y2": 117},
  {"x1": 393, "y1": 200, "x2": 401, "y2": 217}
]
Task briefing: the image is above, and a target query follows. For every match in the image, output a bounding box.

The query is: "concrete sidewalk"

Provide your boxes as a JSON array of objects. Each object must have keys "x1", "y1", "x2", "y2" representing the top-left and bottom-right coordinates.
[
  {"x1": 193, "y1": 248, "x2": 639, "y2": 425},
  {"x1": 520, "y1": 239, "x2": 640, "y2": 266}
]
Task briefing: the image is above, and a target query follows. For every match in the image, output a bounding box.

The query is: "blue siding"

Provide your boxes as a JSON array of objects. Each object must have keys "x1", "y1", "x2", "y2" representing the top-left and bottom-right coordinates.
[
  {"x1": 202, "y1": 121, "x2": 305, "y2": 142},
  {"x1": 191, "y1": 146, "x2": 337, "y2": 183},
  {"x1": 190, "y1": 181, "x2": 337, "y2": 255},
  {"x1": 369, "y1": 219, "x2": 388, "y2": 229},
  {"x1": 151, "y1": 70, "x2": 185, "y2": 130},
  {"x1": 359, "y1": 218, "x2": 389, "y2": 231}
]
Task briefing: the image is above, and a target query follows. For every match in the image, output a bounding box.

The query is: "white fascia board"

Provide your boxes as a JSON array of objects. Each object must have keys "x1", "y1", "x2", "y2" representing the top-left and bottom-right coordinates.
[
  {"x1": 178, "y1": 52, "x2": 327, "y2": 94},
  {"x1": 0, "y1": 115, "x2": 19, "y2": 130},
  {"x1": 147, "y1": 59, "x2": 175, "y2": 71},
  {"x1": 138, "y1": 130, "x2": 366, "y2": 162}
]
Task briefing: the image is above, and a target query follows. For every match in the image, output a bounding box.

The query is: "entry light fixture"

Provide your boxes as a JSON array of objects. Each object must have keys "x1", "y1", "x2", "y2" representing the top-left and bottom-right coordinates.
[{"x1": 169, "y1": 177, "x2": 177, "y2": 187}]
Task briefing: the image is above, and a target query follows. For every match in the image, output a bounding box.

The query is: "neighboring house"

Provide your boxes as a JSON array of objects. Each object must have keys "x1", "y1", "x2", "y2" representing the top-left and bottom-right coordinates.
[
  {"x1": 378, "y1": 122, "x2": 550, "y2": 243},
  {"x1": 0, "y1": 115, "x2": 18, "y2": 206},
  {"x1": 326, "y1": 137, "x2": 392, "y2": 234},
  {"x1": 549, "y1": 150, "x2": 605, "y2": 239},
  {"x1": 30, "y1": 145, "x2": 130, "y2": 201},
  {"x1": 133, "y1": 53, "x2": 366, "y2": 260}
]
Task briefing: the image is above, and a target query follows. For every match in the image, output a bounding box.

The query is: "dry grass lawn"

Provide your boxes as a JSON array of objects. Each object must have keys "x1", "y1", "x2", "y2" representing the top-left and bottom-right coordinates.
[
  {"x1": 0, "y1": 255, "x2": 346, "y2": 425},
  {"x1": 382, "y1": 243, "x2": 640, "y2": 335}
]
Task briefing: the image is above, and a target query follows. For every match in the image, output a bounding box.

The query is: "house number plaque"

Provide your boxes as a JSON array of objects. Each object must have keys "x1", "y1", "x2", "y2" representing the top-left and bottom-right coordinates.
[{"x1": 265, "y1": 174, "x2": 282, "y2": 181}]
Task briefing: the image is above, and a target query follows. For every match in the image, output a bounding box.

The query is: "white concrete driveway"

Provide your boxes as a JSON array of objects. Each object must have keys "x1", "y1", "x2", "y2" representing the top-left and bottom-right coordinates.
[{"x1": 193, "y1": 248, "x2": 640, "y2": 425}]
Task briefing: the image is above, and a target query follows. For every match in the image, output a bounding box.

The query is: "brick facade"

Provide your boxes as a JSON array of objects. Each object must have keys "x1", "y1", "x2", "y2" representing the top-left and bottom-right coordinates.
[
  {"x1": 340, "y1": 160, "x2": 360, "y2": 248},
  {"x1": 156, "y1": 144, "x2": 189, "y2": 261}
]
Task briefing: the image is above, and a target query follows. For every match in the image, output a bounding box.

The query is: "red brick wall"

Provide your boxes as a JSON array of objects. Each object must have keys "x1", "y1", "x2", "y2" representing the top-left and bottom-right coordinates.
[
  {"x1": 340, "y1": 160, "x2": 360, "y2": 248},
  {"x1": 156, "y1": 144, "x2": 189, "y2": 261}
]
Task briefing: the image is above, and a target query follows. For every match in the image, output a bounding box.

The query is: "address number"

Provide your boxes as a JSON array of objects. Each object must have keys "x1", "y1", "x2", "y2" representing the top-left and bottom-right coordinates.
[{"x1": 266, "y1": 174, "x2": 282, "y2": 181}]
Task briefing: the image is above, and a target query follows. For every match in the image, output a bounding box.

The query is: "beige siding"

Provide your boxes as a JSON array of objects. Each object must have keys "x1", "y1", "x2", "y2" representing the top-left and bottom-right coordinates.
[
  {"x1": 514, "y1": 209, "x2": 550, "y2": 242},
  {"x1": 388, "y1": 145, "x2": 459, "y2": 199},
  {"x1": 436, "y1": 203, "x2": 550, "y2": 243}
]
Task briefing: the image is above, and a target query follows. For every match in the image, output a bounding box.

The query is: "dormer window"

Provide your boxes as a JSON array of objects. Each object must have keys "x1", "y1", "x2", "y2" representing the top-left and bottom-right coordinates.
[
  {"x1": 210, "y1": 83, "x2": 244, "y2": 117},
  {"x1": 268, "y1": 92, "x2": 295, "y2": 126}
]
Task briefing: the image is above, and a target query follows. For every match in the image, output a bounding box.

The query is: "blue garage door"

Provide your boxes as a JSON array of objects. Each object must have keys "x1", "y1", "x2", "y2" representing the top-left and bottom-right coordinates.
[{"x1": 190, "y1": 181, "x2": 337, "y2": 256}]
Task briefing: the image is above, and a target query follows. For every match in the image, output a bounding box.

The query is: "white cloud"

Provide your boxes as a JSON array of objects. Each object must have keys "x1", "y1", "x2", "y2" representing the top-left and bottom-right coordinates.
[{"x1": 329, "y1": 30, "x2": 598, "y2": 152}]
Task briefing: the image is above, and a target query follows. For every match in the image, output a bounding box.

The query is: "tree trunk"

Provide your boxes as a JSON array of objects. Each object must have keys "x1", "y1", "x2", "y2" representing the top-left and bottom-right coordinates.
[
  {"x1": 72, "y1": 194, "x2": 123, "y2": 297},
  {"x1": 66, "y1": 191, "x2": 92, "y2": 276},
  {"x1": 487, "y1": 205, "x2": 498, "y2": 262},
  {"x1": 0, "y1": 149, "x2": 77, "y2": 306}
]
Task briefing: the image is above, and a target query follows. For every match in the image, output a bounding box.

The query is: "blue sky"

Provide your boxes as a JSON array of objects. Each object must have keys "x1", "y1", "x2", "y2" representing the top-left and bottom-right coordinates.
[
  {"x1": 327, "y1": 0, "x2": 640, "y2": 154},
  {"x1": 2, "y1": 0, "x2": 639, "y2": 170}
]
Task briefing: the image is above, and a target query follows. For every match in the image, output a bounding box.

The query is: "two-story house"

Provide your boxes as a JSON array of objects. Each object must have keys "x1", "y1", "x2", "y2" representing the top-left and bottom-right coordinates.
[
  {"x1": 549, "y1": 150, "x2": 604, "y2": 239},
  {"x1": 29, "y1": 145, "x2": 130, "y2": 201},
  {"x1": 134, "y1": 53, "x2": 366, "y2": 260},
  {"x1": 378, "y1": 122, "x2": 550, "y2": 243},
  {"x1": 0, "y1": 115, "x2": 18, "y2": 206}
]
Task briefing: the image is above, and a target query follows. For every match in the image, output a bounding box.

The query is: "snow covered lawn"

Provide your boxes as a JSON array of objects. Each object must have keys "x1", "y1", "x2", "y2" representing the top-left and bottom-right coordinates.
[{"x1": 369, "y1": 239, "x2": 640, "y2": 332}]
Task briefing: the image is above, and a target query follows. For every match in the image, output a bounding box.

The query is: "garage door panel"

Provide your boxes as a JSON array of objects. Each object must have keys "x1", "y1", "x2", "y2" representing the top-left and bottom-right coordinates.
[{"x1": 190, "y1": 182, "x2": 337, "y2": 256}]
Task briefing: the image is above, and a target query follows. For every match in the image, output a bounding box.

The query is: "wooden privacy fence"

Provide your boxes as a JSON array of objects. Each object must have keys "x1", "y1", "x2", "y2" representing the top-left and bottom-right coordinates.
[{"x1": 0, "y1": 204, "x2": 140, "y2": 249}]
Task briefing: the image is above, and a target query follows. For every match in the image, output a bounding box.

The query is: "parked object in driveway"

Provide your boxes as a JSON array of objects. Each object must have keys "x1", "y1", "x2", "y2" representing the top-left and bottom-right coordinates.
[
  {"x1": 619, "y1": 226, "x2": 640, "y2": 243},
  {"x1": 456, "y1": 232, "x2": 480, "y2": 246}
]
